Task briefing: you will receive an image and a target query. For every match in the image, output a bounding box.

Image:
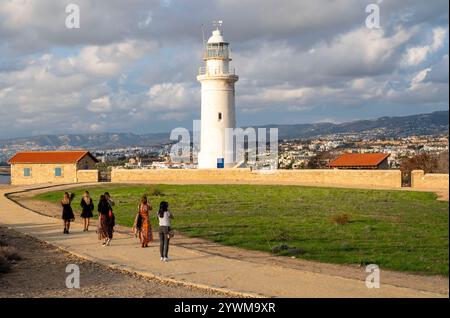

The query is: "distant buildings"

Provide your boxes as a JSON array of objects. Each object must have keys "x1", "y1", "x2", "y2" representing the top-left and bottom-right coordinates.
[{"x1": 277, "y1": 134, "x2": 448, "y2": 170}]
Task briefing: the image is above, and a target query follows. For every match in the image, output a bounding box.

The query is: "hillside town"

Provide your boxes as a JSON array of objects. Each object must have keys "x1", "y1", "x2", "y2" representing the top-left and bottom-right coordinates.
[
  {"x1": 277, "y1": 133, "x2": 449, "y2": 169},
  {"x1": 0, "y1": 133, "x2": 448, "y2": 172}
]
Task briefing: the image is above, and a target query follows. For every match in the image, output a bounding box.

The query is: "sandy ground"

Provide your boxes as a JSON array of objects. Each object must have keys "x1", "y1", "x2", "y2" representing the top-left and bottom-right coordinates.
[
  {"x1": 436, "y1": 190, "x2": 449, "y2": 201},
  {"x1": 0, "y1": 226, "x2": 231, "y2": 298},
  {"x1": 6, "y1": 185, "x2": 448, "y2": 296}
]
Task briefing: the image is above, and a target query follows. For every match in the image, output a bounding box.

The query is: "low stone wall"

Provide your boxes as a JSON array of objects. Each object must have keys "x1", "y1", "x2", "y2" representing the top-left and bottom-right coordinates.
[
  {"x1": 77, "y1": 170, "x2": 99, "y2": 183},
  {"x1": 411, "y1": 170, "x2": 449, "y2": 190},
  {"x1": 111, "y1": 168, "x2": 402, "y2": 189}
]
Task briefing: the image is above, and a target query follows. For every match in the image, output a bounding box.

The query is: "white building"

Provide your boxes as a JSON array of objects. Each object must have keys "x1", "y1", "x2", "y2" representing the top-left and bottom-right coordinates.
[{"x1": 197, "y1": 23, "x2": 239, "y2": 168}]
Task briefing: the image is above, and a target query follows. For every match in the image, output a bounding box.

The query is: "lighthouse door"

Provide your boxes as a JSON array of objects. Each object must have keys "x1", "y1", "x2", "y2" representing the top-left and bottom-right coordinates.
[{"x1": 217, "y1": 158, "x2": 225, "y2": 169}]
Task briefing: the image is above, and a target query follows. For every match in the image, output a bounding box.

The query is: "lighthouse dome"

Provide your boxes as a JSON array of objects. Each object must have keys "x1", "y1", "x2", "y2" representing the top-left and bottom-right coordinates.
[{"x1": 207, "y1": 29, "x2": 226, "y2": 44}]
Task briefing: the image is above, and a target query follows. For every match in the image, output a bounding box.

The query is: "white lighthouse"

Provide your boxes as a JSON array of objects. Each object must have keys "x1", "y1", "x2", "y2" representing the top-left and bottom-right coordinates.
[{"x1": 197, "y1": 22, "x2": 238, "y2": 169}]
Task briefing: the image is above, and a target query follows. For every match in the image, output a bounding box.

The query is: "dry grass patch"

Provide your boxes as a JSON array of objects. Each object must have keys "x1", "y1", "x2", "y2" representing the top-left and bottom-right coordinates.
[{"x1": 331, "y1": 213, "x2": 351, "y2": 225}]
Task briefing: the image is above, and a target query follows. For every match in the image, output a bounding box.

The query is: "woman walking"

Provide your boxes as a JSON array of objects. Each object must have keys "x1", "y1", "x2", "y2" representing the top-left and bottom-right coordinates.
[
  {"x1": 158, "y1": 201, "x2": 174, "y2": 262},
  {"x1": 61, "y1": 192, "x2": 75, "y2": 234},
  {"x1": 104, "y1": 192, "x2": 115, "y2": 231},
  {"x1": 97, "y1": 195, "x2": 113, "y2": 246},
  {"x1": 80, "y1": 191, "x2": 94, "y2": 231},
  {"x1": 138, "y1": 195, "x2": 153, "y2": 248}
]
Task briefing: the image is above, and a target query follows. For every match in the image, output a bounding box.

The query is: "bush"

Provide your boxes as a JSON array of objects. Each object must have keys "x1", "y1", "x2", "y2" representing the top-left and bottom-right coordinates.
[
  {"x1": 270, "y1": 231, "x2": 293, "y2": 242},
  {"x1": 331, "y1": 213, "x2": 350, "y2": 225},
  {"x1": 149, "y1": 187, "x2": 164, "y2": 197},
  {"x1": 271, "y1": 244, "x2": 305, "y2": 256},
  {"x1": 271, "y1": 244, "x2": 289, "y2": 253},
  {"x1": 0, "y1": 246, "x2": 21, "y2": 261},
  {"x1": 0, "y1": 255, "x2": 10, "y2": 274},
  {"x1": 400, "y1": 151, "x2": 449, "y2": 174}
]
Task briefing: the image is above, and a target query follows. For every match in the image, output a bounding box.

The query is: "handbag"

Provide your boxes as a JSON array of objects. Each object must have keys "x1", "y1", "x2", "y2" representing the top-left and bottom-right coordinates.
[
  {"x1": 167, "y1": 230, "x2": 175, "y2": 239},
  {"x1": 109, "y1": 210, "x2": 115, "y2": 227}
]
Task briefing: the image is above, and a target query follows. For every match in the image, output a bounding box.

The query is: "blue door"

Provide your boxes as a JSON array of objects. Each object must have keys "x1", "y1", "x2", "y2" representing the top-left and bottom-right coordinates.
[{"x1": 217, "y1": 158, "x2": 224, "y2": 169}]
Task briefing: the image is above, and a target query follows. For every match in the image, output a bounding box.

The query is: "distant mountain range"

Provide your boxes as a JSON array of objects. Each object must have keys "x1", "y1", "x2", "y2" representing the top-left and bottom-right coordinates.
[
  {"x1": 0, "y1": 111, "x2": 448, "y2": 150},
  {"x1": 263, "y1": 110, "x2": 449, "y2": 140},
  {"x1": 0, "y1": 132, "x2": 170, "y2": 150}
]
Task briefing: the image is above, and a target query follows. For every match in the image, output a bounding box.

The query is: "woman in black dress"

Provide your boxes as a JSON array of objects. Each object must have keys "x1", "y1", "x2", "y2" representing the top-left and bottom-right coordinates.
[
  {"x1": 61, "y1": 192, "x2": 75, "y2": 234},
  {"x1": 97, "y1": 195, "x2": 113, "y2": 246},
  {"x1": 80, "y1": 191, "x2": 94, "y2": 232}
]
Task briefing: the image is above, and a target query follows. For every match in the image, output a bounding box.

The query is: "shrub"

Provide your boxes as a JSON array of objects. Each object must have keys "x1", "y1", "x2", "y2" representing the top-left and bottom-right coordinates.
[
  {"x1": 271, "y1": 244, "x2": 305, "y2": 256},
  {"x1": 0, "y1": 246, "x2": 21, "y2": 261},
  {"x1": 271, "y1": 244, "x2": 289, "y2": 253},
  {"x1": 331, "y1": 213, "x2": 350, "y2": 225},
  {"x1": 0, "y1": 255, "x2": 10, "y2": 274},
  {"x1": 270, "y1": 232, "x2": 293, "y2": 242},
  {"x1": 149, "y1": 187, "x2": 164, "y2": 197}
]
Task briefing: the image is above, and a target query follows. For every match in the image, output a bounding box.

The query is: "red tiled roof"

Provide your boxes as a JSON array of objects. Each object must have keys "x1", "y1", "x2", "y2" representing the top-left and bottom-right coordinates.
[
  {"x1": 329, "y1": 153, "x2": 390, "y2": 168},
  {"x1": 8, "y1": 151, "x2": 99, "y2": 164}
]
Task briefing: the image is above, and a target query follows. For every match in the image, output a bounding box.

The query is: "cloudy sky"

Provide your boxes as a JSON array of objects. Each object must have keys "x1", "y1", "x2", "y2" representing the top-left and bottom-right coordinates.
[{"x1": 0, "y1": 0, "x2": 448, "y2": 139}]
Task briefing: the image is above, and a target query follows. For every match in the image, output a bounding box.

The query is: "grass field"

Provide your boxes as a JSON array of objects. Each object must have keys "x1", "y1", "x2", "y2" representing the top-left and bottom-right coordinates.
[{"x1": 34, "y1": 184, "x2": 449, "y2": 276}]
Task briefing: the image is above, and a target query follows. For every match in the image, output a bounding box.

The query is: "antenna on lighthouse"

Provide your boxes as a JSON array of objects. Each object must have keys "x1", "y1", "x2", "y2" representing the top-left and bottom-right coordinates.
[{"x1": 201, "y1": 24, "x2": 206, "y2": 48}]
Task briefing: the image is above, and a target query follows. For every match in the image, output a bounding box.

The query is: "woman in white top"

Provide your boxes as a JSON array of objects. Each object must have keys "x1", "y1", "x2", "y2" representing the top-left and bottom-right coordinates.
[{"x1": 158, "y1": 201, "x2": 174, "y2": 262}]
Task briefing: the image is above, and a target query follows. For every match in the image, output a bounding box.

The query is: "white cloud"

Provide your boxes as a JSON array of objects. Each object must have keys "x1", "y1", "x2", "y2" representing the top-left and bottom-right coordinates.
[
  {"x1": 425, "y1": 54, "x2": 449, "y2": 83},
  {"x1": 403, "y1": 46, "x2": 430, "y2": 66},
  {"x1": 88, "y1": 96, "x2": 112, "y2": 113},
  {"x1": 146, "y1": 82, "x2": 198, "y2": 110},
  {"x1": 411, "y1": 68, "x2": 431, "y2": 86},
  {"x1": 0, "y1": 0, "x2": 34, "y2": 30},
  {"x1": 77, "y1": 40, "x2": 156, "y2": 76},
  {"x1": 431, "y1": 27, "x2": 447, "y2": 50},
  {"x1": 402, "y1": 27, "x2": 448, "y2": 66}
]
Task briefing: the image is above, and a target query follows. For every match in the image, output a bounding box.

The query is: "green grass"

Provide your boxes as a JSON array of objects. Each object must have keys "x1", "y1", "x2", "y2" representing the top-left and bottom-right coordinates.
[{"x1": 34, "y1": 184, "x2": 449, "y2": 276}]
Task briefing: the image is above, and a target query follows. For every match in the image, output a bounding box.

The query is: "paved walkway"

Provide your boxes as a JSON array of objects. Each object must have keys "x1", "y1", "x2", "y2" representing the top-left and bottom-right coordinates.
[{"x1": 0, "y1": 185, "x2": 448, "y2": 298}]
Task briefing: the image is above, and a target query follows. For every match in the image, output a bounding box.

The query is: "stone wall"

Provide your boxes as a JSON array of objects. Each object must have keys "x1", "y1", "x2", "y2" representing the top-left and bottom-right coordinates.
[
  {"x1": 111, "y1": 168, "x2": 402, "y2": 189},
  {"x1": 76, "y1": 156, "x2": 98, "y2": 170},
  {"x1": 77, "y1": 170, "x2": 99, "y2": 183},
  {"x1": 11, "y1": 163, "x2": 78, "y2": 185},
  {"x1": 411, "y1": 170, "x2": 449, "y2": 190}
]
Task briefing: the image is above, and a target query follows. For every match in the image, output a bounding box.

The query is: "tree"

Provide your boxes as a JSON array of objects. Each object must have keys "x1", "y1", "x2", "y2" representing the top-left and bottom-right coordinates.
[
  {"x1": 307, "y1": 151, "x2": 335, "y2": 169},
  {"x1": 400, "y1": 151, "x2": 449, "y2": 174},
  {"x1": 436, "y1": 151, "x2": 449, "y2": 173}
]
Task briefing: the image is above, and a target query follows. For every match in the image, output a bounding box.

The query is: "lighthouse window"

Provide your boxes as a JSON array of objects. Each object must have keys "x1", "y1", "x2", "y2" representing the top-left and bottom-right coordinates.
[{"x1": 218, "y1": 112, "x2": 223, "y2": 121}]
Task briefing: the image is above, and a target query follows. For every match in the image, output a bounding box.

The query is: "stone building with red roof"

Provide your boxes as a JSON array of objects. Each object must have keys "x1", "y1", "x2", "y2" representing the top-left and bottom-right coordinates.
[
  {"x1": 329, "y1": 153, "x2": 390, "y2": 170},
  {"x1": 8, "y1": 151, "x2": 99, "y2": 185}
]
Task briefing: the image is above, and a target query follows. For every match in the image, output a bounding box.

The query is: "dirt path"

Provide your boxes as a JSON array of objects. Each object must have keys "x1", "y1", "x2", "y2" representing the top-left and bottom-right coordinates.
[
  {"x1": 436, "y1": 190, "x2": 449, "y2": 201},
  {"x1": 7, "y1": 185, "x2": 449, "y2": 297},
  {"x1": 0, "y1": 226, "x2": 230, "y2": 298}
]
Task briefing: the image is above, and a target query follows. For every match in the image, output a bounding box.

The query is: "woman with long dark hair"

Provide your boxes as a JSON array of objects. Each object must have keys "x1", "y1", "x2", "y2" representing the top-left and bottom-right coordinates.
[
  {"x1": 97, "y1": 195, "x2": 113, "y2": 246},
  {"x1": 61, "y1": 192, "x2": 75, "y2": 234},
  {"x1": 138, "y1": 195, "x2": 153, "y2": 248},
  {"x1": 104, "y1": 192, "x2": 115, "y2": 231},
  {"x1": 80, "y1": 191, "x2": 94, "y2": 231},
  {"x1": 158, "y1": 201, "x2": 174, "y2": 262}
]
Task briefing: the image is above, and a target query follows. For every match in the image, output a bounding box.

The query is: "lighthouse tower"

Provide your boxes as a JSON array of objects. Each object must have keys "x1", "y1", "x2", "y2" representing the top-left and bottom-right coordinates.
[{"x1": 197, "y1": 22, "x2": 239, "y2": 169}]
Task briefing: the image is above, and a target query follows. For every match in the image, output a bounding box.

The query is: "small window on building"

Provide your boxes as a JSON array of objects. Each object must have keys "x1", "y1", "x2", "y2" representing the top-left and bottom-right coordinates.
[
  {"x1": 218, "y1": 112, "x2": 223, "y2": 121},
  {"x1": 24, "y1": 168, "x2": 31, "y2": 177},
  {"x1": 55, "y1": 167, "x2": 62, "y2": 177}
]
